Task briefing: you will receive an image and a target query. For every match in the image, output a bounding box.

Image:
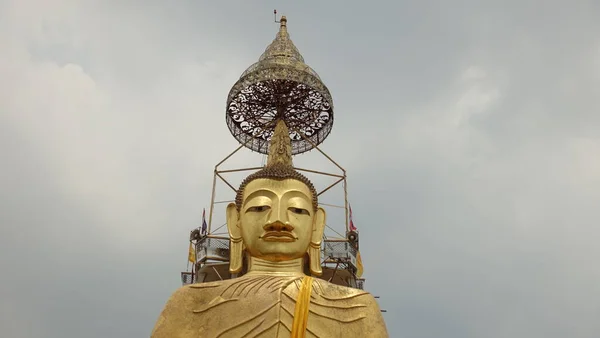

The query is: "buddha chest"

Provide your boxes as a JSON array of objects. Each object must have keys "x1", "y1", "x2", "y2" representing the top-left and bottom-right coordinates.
[{"x1": 153, "y1": 274, "x2": 377, "y2": 338}]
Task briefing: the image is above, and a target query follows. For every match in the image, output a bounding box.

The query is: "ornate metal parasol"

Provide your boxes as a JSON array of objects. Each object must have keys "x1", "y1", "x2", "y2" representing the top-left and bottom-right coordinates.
[{"x1": 226, "y1": 16, "x2": 334, "y2": 155}]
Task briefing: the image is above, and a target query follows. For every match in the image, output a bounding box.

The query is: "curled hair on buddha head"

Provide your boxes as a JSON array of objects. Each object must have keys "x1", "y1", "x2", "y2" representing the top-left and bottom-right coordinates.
[{"x1": 235, "y1": 120, "x2": 319, "y2": 211}]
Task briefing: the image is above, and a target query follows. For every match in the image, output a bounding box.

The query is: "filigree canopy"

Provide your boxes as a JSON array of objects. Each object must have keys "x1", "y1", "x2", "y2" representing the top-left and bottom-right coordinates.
[{"x1": 226, "y1": 16, "x2": 334, "y2": 155}]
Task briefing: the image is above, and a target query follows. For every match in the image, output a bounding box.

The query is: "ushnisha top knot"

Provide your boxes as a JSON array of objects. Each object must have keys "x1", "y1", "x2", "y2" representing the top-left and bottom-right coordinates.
[{"x1": 236, "y1": 120, "x2": 318, "y2": 210}]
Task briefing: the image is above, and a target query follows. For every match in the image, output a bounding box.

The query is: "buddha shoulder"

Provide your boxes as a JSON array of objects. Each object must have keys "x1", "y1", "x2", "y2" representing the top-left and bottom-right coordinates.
[
  {"x1": 162, "y1": 279, "x2": 234, "y2": 304},
  {"x1": 311, "y1": 278, "x2": 382, "y2": 309},
  {"x1": 151, "y1": 280, "x2": 238, "y2": 337},
  {"x1": 309, "y1": 279, "x2": 388, "y2": 336},
  {"x1": 313, "y1": 278, "x2": 369, "y2": 298}
]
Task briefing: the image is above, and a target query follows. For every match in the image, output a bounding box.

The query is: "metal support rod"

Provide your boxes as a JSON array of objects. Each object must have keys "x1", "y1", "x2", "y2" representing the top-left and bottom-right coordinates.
[
  {"x1": 214, "y1": 200, "x2": 235, "y2": 204},
  {"x1": 328, "y1": 261, "x2": 341, "y2": 282},
  {"x1": 325, "y1": 225, "x2": 346, "y2": 239},
  {"x1": 216, "y1": 172, "x2": 237, "y2": 192},
  {"x1": 318, "y1": 202, "x2": 346, "y2": 209},
  {"x1": 215, "y1": 144, "x2": 244, "y2": 169},
  {"x1": 211, "y1": 222, "x2": 227, "y2": 233},
  {"x1": 215, "y1": 119, "x2": 277, "y2": 170},
  {"x1": 294, "y1": 167, "x2": 345, "y2": 178},
  {"x1": 217, "y1": 167, "x2": 264, "y2": 174},
  {"x1": 208, "y1": 171, "x2": 217, "y2": 234},
  {"x1": 288, "y1": 125, "x2": 347, "y2": 174},
  {"x1": 212, "y1": 266, "x2": 224, "y2": 281},
  {"x1": 317, "y1": 177, "x2": 345, "y2": 196},
  {"x1": 343, "y1": 177, "x2": 349, "y2": 234}
]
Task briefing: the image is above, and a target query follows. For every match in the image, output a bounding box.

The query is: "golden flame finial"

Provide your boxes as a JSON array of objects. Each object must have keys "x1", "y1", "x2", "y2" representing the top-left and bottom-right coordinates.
[{"x1": 266, "y1": 120, "x2": 293, "y2": 167}]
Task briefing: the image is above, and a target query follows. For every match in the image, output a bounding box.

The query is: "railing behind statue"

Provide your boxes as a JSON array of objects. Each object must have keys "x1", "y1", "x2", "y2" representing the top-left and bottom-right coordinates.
[
  {"x1": 356, "y1": 278, "x2": 365, "y2": 290},
  {"x1": 195, "y1": 235, "x2": 230, "y2": 263},
  {"x1": 185, "y1": 234, "x2": 363, "y2": 289},
  {"x1": 322, "y1": 239, "x2": 358, "y2": 270},
  {"x1": 195, "y1": 235, "x2": 358, "y2": 269},
  {"x1": 181, "y1": 272, "x2": 194, "y2": 285}
]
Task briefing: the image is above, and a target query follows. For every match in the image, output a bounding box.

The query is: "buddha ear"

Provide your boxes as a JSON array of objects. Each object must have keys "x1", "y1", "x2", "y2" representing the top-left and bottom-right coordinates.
[
  {"x1": 311, "y1": 207, "x2": 326, "y2": 243},
  {"x1": 226, "y1": 203, "x2": 241, "y2": 239},
  {"x1": 227, "y1": 203, "x2": 243, "y2": 274},
  {"x1": 309, "y1": 206, "x2": 326, "y2": 276}
]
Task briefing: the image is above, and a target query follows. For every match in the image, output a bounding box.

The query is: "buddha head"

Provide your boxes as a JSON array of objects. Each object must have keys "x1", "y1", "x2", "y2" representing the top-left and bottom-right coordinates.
[{"x1": 226, "y1": 120, "x2": 326, "y2": 276}]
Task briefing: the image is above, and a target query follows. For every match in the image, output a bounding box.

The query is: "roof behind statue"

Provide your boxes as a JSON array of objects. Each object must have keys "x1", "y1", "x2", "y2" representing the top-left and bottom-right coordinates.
[{"x1": 226, "y1": 16, "x2": 334, "y2": 155}]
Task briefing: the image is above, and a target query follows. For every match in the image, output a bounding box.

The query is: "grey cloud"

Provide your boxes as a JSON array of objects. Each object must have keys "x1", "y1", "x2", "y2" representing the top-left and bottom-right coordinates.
[{"x1": 1, "y1": 1, "x2": 599, "y2": 337}]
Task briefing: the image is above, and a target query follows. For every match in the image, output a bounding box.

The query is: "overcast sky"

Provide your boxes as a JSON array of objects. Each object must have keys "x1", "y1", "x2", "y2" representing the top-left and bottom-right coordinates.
[{"x1": 1, "y1": 1, "x2": 600, "y2": 337}]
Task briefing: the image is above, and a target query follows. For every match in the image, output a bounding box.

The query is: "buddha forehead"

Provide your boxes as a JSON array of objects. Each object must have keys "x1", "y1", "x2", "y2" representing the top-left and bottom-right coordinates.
[{"x1": 242, "y1": 178, "x2": 313, "y2": 201}]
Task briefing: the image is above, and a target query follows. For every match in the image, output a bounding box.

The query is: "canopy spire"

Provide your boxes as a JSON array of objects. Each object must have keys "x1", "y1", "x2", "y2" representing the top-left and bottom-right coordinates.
[
  {"x1": 266, "y1": 120, "x2": 292, "y2": 167},
  {"x1": 279, "y1": 15, "x2": 287, "y2": 30}
]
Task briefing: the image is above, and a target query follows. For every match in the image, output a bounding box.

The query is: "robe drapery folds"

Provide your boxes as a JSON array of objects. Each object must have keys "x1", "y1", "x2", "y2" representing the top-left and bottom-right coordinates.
[{"x1": 151, "y1": 274, "x2": 388, "y2": 337}]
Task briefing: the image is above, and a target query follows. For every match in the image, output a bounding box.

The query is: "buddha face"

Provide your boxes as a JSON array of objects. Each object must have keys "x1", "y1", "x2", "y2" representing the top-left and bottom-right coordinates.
[{"x1": 227, "y1": 178, "x2": 325, "y2": 262}]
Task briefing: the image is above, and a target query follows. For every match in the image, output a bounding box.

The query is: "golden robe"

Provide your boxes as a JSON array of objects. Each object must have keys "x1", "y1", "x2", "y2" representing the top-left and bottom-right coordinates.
[{"x1": 151, "y1": 274, "x2": 388, "y2": 337}]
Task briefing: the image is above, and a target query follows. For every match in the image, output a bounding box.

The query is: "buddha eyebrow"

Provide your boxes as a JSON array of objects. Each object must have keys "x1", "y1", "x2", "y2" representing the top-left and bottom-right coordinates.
[
  {"x1": 243, "y1": 190, "x2": 276, "y2": 204},
  {"x1": 281, "y1": 190, "x2": 311, "y2": 200},
  {"x1": 243, "y1": 190, "x2": 311, "y2": 206}
]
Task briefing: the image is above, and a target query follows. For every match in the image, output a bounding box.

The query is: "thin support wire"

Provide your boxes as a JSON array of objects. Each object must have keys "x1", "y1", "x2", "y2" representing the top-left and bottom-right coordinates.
[
  {"x1": 214, "y1": 200, "x2": 235, "y2": 204},
  {"x1": 217, "y1": 167, "x2": 264, "y2": 174},
  {"x1": 318, "y1": 177, "x2": 345, "y2": 196},
  {"x1": 216, "y1": 172, "x2": 238, "y2": 193},
  {"x1": 325, "y1": 224, "x2": 345, "y2": 238},
  {"x1": 318, "y1": 202, "x2": 345, "y2": 209},
  {"x1": 212, "y1": 266, "x2": 224, "y2": 281},
  {"x1": 294, "y1": 167, "x2": 344, "y2": 178},
  {"x1": 211, "y1": 222, "x2": 227, "y2": 234}
]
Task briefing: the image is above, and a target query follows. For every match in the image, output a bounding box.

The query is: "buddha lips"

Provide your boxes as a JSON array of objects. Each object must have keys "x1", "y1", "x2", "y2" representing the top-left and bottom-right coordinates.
[{"x1": 260, "y1": 231, "x2": 296, "y2": 242}]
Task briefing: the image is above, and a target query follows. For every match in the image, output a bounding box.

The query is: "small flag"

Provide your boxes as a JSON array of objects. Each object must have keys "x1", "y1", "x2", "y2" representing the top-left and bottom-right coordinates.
[
  {"x1": 188, "y1": 242, "x2": 196, "y2": 263},
  {"x1": 201, "y1": 208, "x2": 208, "y2": 235},
  {"x1": 355, "y1": 250, "x2": 364, "y2": 278},
  {"x1": 349, "y1": 204, "x2": 357, "y2": 232}
]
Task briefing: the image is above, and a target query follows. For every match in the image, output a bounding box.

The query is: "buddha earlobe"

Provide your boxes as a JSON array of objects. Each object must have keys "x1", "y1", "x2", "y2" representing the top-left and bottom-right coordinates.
[
  {"x1": 308, "y1": 242, "x2": 322, "y2": 276},
  {"x1": 308, "y1": 207, "x2": 326, "y2": 276},
  {"x1": 226, "y1": 203, "x2": 243, "y2": 274}
]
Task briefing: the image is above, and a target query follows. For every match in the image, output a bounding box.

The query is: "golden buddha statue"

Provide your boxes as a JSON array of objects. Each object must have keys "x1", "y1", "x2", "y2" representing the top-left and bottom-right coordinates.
[{"x1": 151, "y1": 121, "x2": 388, "y2": 337}]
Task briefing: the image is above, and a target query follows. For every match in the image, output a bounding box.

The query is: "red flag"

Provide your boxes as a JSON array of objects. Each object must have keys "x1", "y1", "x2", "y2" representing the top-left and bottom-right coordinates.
[{"x1": 349, "y1": 204, "x2": 357, "y2": 231}]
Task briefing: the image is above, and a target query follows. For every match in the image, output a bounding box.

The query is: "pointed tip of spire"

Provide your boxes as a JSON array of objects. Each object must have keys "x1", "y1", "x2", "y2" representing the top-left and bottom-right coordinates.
[{"x1": 277, "y1": 15, "x2": 288, "y2": 37}]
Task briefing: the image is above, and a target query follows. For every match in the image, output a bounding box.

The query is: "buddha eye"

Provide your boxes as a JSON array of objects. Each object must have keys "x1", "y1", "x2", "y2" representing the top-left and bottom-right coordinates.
[
  {"x1": 248, "y1": 205, "x2": 270, "y2": 212},
  {"x1": 289, "y1": 207, "x2": 309, "y2": 215}
]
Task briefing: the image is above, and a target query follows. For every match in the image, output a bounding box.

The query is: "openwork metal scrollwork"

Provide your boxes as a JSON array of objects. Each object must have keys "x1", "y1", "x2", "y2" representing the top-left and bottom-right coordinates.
[{"x1": 227, "y1": 79, "x2": 333, "y2": 154}]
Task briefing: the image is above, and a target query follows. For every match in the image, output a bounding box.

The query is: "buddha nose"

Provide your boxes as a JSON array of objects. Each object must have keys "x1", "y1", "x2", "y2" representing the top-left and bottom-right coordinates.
[
  {"x1": 264, "y1": 203, "x2": 291, "y2": 229},
  {"x1": 263, "y1": 221, "x2": 294, "y2": 232}
]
